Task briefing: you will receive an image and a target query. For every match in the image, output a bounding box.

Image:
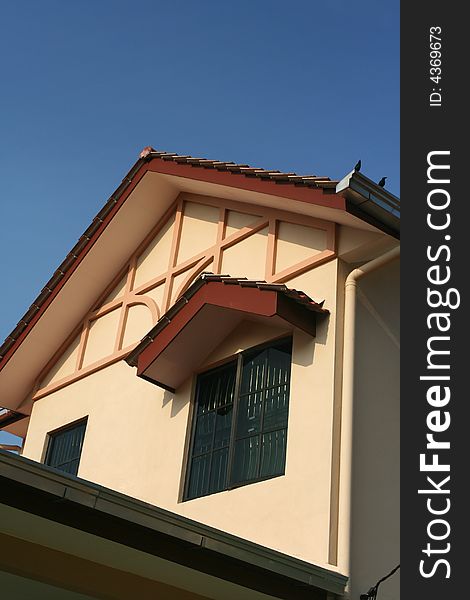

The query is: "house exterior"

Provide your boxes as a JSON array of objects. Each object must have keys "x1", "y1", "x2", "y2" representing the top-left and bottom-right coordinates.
[{"x1": 0, "y1": 148, "x2": 400, "y2": 599}]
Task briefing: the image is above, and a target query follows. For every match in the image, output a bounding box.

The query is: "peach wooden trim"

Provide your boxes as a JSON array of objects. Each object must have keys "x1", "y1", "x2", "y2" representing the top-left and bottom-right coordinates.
[
  {"x1": 219, "y1": 217, "x2": 269, "y2": 251},
  {"x1": 169, "y1": 198, "x2": 184, "y2": 270},
  {"x1": 114, "y1": 287, "x2": 131, "y2": 353},
  {"x1": 271, "y1": 249, "x2": 337, "y2": 284},
  {"x1": 90, "y1": 299, "x2": 125, "y2": 320},
  {"x1": 265, "y1": 219, "x2": 277, "y2": 282},
  {"x1": 163, "y1": 280, "x2": 175, "y2": 314},
  {"x1": 213, "y1": 207, "x2": 226, "y2": 273},
  {"x1": 182, "y1": 192, "x2": 334, "y2": 233},
  {"x1": 126, "y1": 297, "x2": 160, "y2": 323},
  {"x1": 134, "y1": 218, "x2": 267, "y2": 298},
  {"x1": 91, "y1": 265, "x2": 129, "y2": 312},
  {"x1": 162, "y1": 199, "x2": 184, "y2": 312},
  {"x1": 34, "y1": 325, "x2": 83, "y2": 392},
  {"x1": 76, "y1": 321, "x2": 90, "y2": 371},
  {"x1": 169, "y1": 255, "x2": 206, "y2": 279},
  {"x1": 32, "y1": 346, "x2": 137, "y2": 402},
  {"x1": 327, "y1": 222, "x2": 337, "y2": 252},
  {"x1": 114, "y1": 260, "x2": 135, "y2": 352},
  {"x1": 116, "y1": 305, "x2": 130, "y2": 353},
  {"x1": 83, "y1": 199, "x2": 178, "y2": 322},
  {"x1": 34, "y1": 193, "x2": 337, "y2": 398},
  {"x1": 128, "y1": 199, "x2": 180, "y2": 288},
  {"x1": 133, "y1": 218, "x2": 268, "y2": 303},
  {"x1": 132, "y1": 273, "x2": 167, "y2": 297},
  {"x1": 174, "y1": 255, "x2": 214, "y2": 301},
  {"x1": 127, "y1": 256, "x2": 137, "y2": 292},
  {"x1": 101, "y1": 194, "x2": 329, "y2": 312}
]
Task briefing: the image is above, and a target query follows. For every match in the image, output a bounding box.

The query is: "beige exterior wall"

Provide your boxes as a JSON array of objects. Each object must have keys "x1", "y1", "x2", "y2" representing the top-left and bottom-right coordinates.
[
  {"x1": 347, "y1": 260, "x2": 400, "y2": 599},
  {"x1": 21, "y1": 198, "x2": 400, "y2": 593},
  {"x1": 23, "y1": 256, "x2": 341, "y2": 571}
]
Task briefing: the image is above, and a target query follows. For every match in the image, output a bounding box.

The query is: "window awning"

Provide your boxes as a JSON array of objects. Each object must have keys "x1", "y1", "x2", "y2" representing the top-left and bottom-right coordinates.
[{"x1": 126, "y1": 274, "x2": 328, "y2": 392}]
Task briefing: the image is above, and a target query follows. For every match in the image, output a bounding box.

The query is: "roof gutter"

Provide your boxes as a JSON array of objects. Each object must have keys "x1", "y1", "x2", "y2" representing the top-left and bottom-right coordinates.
[
  {"x1": 0, "y1": 450, "x2": 348, "y2": 598},
  {"x1": 336, "y1": 170, "x2": 400, "y2": 239},
  {"x1": 338, "y1": 245, "x2": 400, "y2": 576}
]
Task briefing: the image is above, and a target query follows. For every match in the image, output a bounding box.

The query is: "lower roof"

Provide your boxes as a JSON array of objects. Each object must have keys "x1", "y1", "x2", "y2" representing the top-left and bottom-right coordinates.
[{"x1": 0, "y1": 450, "x2": 347, "y2": 599}]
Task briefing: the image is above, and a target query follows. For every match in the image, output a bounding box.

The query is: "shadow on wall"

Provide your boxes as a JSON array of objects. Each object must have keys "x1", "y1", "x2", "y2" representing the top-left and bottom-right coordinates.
[
  {"x1": 314, "y1": 312, "x2": 330, "y2": 346},
  {"x1": 292, "y1": 330, "x2": 316, "y2": 367},
  {"x1": 162, "y1": 389, "x2": 189, "y2": 419}
]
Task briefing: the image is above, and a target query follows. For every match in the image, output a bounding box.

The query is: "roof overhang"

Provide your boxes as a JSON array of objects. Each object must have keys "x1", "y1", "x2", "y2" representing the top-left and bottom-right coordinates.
[
  {"x1": 0, "y1": 408, "x2": 27, "y2": 429},
  {"x1": 127, "y1": 275, "x2": 328, "y2": 392},
  {"x1": 0, "y1": 450, "x2": 347, "y2": 599}
]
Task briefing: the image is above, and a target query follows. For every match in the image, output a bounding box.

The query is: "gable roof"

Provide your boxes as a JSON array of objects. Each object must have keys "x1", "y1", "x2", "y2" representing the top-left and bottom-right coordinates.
[{"x1": 0, "y1": 147, "x2": 399, "y2": 417}]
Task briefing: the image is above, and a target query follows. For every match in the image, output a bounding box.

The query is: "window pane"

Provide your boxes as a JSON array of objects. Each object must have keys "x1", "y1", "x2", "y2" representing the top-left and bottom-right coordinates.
[
  {"x1": 197, "y1": 364, "x2": 236, "y2": 414},
  {"x1": 188, "y1": 454, "x2": 211, "y2": 498},
  {"x1": 52, "y1": 434, "x2": 68, "y2": 465},
  {"x1": 187, "y1": 338, "x2": 292, "y2": 499},
  {"x1": 263, "y1": 384, "x2": 289, "y2": 431},
  {"x1": 260, "y1": 429, "x2": 287, "y2": 478},
  {"x1": 236, "y1": 391, "x2": 263, "y2": 437},
  {"x1": 217, "y1": 368, "x2": 236, "y2": 407},
  {"x1": 61, "y1": 459, "x2": 80, "y2": 476},
  {"x1": 266, "y1": 341, "x2": 292, "y2": 388},
  {"x1": 193, "y1": 411, "x2": 215, "y2": 456},
  {"x1": 209, "y1": 447, "x2": 229, "y2": 493},
  {"x1": 231, "y1": 436, "x2": 260, "y2": 484},
  {"x1": 46, "y1": 421, "x2": 86, "y2": 476},
  {"x1": 214, "y1": 405, "x2": 233, "y2": 449},
  {"x1": 187, "y1": 362, "x2": 236, "y2": 499},
  {"x1": 240, "y1": 348, "x2": 267, "y2": 395}
]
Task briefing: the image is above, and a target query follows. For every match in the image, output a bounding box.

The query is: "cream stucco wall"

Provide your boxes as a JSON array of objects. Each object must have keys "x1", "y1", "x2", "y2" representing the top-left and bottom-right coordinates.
[
  {"x1": 21, "y1": 199, "x2": 400, "y2": 594},
  {"x1": 23, "y1": 258, "x2": 341, "y2": 571}
]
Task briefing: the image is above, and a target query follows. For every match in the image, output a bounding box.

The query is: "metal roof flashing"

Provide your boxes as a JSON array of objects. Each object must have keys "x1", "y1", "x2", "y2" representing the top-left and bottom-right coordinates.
[{"x1": 336, "y1": 170, "x2": 400, "y2": 237}]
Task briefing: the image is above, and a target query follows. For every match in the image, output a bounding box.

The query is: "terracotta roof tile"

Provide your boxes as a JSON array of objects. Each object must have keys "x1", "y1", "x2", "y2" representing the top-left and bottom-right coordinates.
[
  {"x1": 194, "y1": 274, "x2": 327, "y2": 313},
  {"x1": 148, "y1": 150, "x2": 337, "y2": 190},
  {"x1": 126, "y1": 272, "x2": 328, "y2": 370}
]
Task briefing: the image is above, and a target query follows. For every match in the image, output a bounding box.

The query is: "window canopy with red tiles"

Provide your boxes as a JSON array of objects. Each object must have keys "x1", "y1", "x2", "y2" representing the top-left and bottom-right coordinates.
[{"x1": 126, "y1": 274, "x2": 328, "y2": 392}]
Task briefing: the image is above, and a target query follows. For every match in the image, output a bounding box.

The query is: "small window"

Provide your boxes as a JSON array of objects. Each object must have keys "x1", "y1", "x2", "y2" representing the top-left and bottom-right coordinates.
[
  {"x1": 45, "y1": 419, "x2": 87, "y2": 476},
  {"x1": 185, "y1": 338, "x2": 292, "y2": 500}
]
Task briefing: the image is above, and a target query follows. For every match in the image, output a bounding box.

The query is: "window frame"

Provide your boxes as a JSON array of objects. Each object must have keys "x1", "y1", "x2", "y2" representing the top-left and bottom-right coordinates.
[
  {"x1": 44, "y1": 417, "x2": 88, "y2": 476},
  {"x1": 183, "y1": 336, "x2": 292, "y2": 501}
]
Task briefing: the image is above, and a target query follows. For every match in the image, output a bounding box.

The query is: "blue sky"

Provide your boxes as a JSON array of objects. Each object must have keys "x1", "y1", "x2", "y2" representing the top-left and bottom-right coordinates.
[{"x1": 0, "y1": 1, "x2": 398, "y2": 443}]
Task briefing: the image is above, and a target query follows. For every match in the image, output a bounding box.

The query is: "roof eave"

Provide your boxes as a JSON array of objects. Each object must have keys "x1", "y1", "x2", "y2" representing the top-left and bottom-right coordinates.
[
  {"x1": 0, "y1": 450, "x2": 348, "y2": 598},
  {"x1": 0, "y1": 409, "x2": 27, "y2": 429},
  {"x1": 336, "y1": 170, "x2": 400, "y2": 239}
]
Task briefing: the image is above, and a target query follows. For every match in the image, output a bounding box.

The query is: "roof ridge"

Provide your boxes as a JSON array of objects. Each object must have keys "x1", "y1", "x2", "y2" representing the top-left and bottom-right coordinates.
[{"x1": 141, "y1": 147, "x2": 334, "y2": 184}]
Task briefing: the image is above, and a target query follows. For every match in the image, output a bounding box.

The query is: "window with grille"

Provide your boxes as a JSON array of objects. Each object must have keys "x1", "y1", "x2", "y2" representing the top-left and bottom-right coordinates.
[
  {"x1": 45, "y1": 419, "x2": 87, "y2": 476},
  {"x1": 185, "y1": 338, "x2": 292, "y2": 500}
]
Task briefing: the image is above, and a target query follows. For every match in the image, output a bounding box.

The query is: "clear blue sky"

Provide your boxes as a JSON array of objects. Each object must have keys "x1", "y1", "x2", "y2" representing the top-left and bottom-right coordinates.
[{"x1": 0, "y1": 1, "x2": 398, "y2": 442}]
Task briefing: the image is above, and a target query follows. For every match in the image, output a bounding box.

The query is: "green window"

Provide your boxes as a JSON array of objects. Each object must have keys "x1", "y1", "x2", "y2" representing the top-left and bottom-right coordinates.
[
  {"x1": 185, "y1": 338, "x2": 292, "y2": 500},
  {"x1": 45, "y1": 419, "x2": 87, "y2": 476}
]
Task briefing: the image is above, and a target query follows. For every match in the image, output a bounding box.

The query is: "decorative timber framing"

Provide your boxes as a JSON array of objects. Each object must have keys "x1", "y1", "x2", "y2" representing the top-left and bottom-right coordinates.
[{"x1": 32, "y1": 193, "x2": 336, "y2": 402}]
